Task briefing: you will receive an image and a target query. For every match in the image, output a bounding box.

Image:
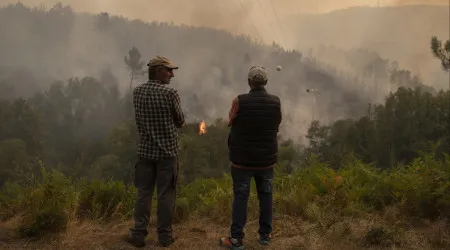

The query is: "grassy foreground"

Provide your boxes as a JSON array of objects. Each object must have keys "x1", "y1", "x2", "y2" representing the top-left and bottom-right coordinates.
[{"x1": 0, "y1": 153, "x2": 449, "y2": 249}]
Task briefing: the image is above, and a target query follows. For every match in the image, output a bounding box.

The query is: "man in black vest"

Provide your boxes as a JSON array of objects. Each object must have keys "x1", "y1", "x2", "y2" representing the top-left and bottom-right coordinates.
[{"x1": 220, "y1": 66, "x2": 282, "y2": 249}]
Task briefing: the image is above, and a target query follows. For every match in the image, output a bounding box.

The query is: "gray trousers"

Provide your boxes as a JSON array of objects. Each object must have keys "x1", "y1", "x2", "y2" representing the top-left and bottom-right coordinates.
[{"x1": 130, "y1": 157, "x2": 178, "y2": 240}]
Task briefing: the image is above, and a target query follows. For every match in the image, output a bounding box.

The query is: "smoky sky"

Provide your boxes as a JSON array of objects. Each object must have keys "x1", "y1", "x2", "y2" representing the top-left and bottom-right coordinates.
[
  {"x1": 1, "y1": 0, "x2": 448, "y2": 76},
  {"x1": 0, "y1": 1, "x2": 447, "y2": 40},
  {"x1": 0, "y1": 0, "x2": 448, "y2": 140}
]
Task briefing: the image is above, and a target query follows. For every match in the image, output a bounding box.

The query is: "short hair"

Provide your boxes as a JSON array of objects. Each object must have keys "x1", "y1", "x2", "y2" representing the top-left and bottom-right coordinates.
[
  {"x1": 148, "y1": 66, "x2": 167, "y2": 80},
  {"x1": 248, "y1": 78, "x2": 267, "y2": 86}
]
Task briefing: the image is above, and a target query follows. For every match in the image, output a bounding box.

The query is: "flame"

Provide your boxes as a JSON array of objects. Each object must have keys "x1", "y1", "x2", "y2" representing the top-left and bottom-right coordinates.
[{"x1": 199, "y1": 120, "x2": 206, "y2": 135}]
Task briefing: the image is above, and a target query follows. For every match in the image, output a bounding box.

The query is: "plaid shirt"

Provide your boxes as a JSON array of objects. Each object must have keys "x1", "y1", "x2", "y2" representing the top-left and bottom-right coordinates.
[{"x1": 133, "y1": 80, "x2": 185, "y2": 160}]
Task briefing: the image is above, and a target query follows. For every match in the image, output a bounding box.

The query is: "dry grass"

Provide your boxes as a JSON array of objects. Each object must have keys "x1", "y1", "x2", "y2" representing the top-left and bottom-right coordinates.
[{"x1": 0, "y1": 211, "x2": 448, "y2": 250}]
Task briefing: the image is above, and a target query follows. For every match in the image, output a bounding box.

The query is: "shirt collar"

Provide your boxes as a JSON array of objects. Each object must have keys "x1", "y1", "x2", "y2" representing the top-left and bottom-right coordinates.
[
  {"x1": 148, "y1": 80, "x2": 162, "y2": 84},
  {"x1": 249, "y1": 86, "x2": 266, "y2": 93}
]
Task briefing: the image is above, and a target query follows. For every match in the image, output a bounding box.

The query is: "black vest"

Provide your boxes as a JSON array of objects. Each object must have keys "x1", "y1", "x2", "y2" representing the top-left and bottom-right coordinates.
[{"x1": 228, "y1": 87, "x2": 282, "y2": 168}]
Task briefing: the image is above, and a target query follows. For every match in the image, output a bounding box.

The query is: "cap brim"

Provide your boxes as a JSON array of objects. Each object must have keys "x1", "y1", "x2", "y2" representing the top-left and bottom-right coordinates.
[
  {"x1": 162, "y1": 63, "x2": 178, "y2": 69},
  {"x1": 148, "y1": 63, "x2": 178, "y2": 69}
]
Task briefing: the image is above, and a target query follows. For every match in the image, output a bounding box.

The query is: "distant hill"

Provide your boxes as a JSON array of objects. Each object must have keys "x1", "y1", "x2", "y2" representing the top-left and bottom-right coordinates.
[
  {"x1": 0, "y1": 2, "x2": 444, "y2": 139},
  {"x1": 282, "y1": 5, "x2": 449, "y2": 89}
]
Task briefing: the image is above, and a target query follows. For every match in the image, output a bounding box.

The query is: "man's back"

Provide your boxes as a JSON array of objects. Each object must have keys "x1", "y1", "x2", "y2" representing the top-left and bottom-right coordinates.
[
  {"x1": 133, "y1": 80, "x2": 184, "y2": 160},
  {"x1": 228, "y1": 86, "x2": 282, "y2": 168}
]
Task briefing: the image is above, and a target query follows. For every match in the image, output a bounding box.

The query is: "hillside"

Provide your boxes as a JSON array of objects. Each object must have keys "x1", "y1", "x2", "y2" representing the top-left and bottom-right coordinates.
[
  {"x1": 0, "y1": 3, "x2": 448, "y2": 248},
  {"x1": 0, "y1": 150, "x2": 448, "y2": 249},
  {"x1": 0, "y1": 2, "x2": 443, "y2": 139},
  {"x1": 283, "y1": 5, "x2": 450, "y2": 89},
  {"x1": 0, "y1": 84, "x2": 448, "y2": 249}
]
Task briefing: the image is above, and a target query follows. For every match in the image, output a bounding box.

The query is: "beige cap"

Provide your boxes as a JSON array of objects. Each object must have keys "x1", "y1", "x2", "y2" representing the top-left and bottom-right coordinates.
[
  {"x1": 248, "y1": 66, "x2": 268, "y2": 82},
  {"x1": 147, "y1": 56, "x2": 178, "y2": 69}
]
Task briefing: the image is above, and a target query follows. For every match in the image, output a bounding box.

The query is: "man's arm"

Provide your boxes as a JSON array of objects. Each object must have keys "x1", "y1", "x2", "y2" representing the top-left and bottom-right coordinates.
[
  {"x1": 228, "y1": 97, "x2": 239, "y2": 127},
  {"x1": 275, "y1": 97, "x2": 282, "y2": 131},
  {"x1": 278, "y1": 99, "x2": 282, "y2": 125},
  {"x1": 277, "y1": 108, "x2": 282, "y2": 131},
  {"x1": 171, "y1": 90, "x2": 185, "y2": 128}
]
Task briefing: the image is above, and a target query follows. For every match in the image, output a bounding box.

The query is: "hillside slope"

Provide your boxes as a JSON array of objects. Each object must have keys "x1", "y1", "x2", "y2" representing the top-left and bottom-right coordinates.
[
  {"x1": 0, "y1": 152, "x2": 448, "y2": 249},
  {"x1": 283, "y1": 5, "x2": 449, "y2": 88},
  {"x1": 0, "y1": 3, "x2": 446, "y2": 139}
]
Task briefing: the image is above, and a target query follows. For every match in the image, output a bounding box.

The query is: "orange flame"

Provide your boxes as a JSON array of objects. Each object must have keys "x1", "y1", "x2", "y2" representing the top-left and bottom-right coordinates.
[{"x1": 199, "y1": 120, "x2": 206, "y2": 135}]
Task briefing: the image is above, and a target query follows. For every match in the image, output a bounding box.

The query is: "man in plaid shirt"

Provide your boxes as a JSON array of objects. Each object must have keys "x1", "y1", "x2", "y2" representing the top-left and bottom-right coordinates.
[{"x1": 128, "y1": 56, "x2": 184, "y2": 248}]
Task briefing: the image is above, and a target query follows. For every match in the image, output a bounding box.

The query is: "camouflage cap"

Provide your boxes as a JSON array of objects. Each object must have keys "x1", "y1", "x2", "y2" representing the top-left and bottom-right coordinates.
[
  {"x1": 248, "y1": 66, "x2": 268, "y2": 82},
  {"x1": 147, "y1": 56, "x2": 178, "y2": 69}
]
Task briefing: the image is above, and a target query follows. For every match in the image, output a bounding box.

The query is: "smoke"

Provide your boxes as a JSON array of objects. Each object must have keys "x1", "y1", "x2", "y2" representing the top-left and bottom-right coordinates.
[
  {"x1": 0, "y1": 0, "x2": 448, "y2": 142},
  {"x1": 2, "y1": 0, "x2": 447, "y2": 41},
  {"x1": 283, "y1": 4, "x2": 449, "y2": 90},
  {"x1": 391, "y1": 0, "x2": 448, "y2": 5},
  {"x1": 8, "y1": 0, "x2": 443, "y2": 88}
]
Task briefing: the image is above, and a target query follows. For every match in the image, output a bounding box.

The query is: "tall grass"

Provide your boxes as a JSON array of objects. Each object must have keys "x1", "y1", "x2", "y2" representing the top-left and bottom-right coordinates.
[{"x1": 0, "y1": 152, "x2": 448, "y2": 239}]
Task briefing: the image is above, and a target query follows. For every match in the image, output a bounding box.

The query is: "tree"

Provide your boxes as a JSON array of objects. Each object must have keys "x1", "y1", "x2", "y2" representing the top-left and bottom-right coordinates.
[
  {"x1": 431, "y1": 36, "x2": 450, "y2": 71},
  {"x1": 304, "y1": 86, "x2": 449, "y2": 168},
  {"x1": 96, "y1": 12, "x2": 110, "y2": 31},
  {"x1": 124, "y1": 47, "x2": 145, "y2": 94},
  {"x1": 0, "y1": 99, "x2": 42, "y2": 155},
  {"x1": 0, "y1": 139, "x2": 37, "y2": 185},
  {"x1": 431, "y1": 37, "x2": 450, "y2": 154}
]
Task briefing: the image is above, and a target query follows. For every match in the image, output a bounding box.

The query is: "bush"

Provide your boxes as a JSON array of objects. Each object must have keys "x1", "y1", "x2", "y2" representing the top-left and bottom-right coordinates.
[
  {"x1": 338, "y1": 157, "x2": 392, "y2": 210},
  {"x1": 77, "y1": 178, "x2": 136, "y2": 221},
  {"x1": 386, "y1": 153, "x2": 450, "y2": 218},
  {"x1": 0, "y1": 152, "x2": 448, "y2": 238},
  {"x1": 18, "y1": 168, "x2": 77, "y2": 237},
  {"x1": 0, "y1": 181, "x2": 28, "y2": 220}
]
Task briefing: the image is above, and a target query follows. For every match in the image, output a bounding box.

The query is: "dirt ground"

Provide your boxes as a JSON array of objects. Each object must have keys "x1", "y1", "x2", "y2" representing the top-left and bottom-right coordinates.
[{"x1": 0, "y1": 213, "x2": 446, "y2": 249}]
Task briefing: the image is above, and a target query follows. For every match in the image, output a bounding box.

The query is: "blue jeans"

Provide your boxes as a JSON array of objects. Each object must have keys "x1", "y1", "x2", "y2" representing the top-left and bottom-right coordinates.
[{"x1": 230, "y1": 166, "x2": 274, "y2": 239}]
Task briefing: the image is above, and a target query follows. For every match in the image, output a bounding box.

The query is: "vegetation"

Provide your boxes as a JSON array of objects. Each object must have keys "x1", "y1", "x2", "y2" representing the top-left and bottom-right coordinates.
[
  {"x1": 0, "y1": 147, "x2": 448, "y2": 247},
  {"x1": 431, "y1": 36, "x2": 450, "y2": 71},
  {"x1": 0, "y1": 2, "x2": 448, "y2": 249},
  {"x1": 0, "y1": 2, "x2": 437, "y2": 123},
  {"x1": 0, "y1": 81, "x2": 448, "y2": 247}
]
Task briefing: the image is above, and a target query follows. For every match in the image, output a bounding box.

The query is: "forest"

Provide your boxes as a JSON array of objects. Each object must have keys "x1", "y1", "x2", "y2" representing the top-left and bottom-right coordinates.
[{"x1": 0, "y1": 2, "x2": 449, "y2": 249}]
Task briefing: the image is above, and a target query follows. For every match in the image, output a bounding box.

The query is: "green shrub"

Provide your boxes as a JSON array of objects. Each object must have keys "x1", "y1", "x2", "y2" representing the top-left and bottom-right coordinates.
[
  {"x1": 386, "y1": 153, "x2": 450, "y2": 218},
  {"x1": 177, "y1": 177, "x2": 220, "y2": 212},
  {"x1": 0, "y1": 181, "x2": 28, "y2": 220},
  {"x1": 173, "y1": 197, "x2": 190, "y2": 222},
  {"x1": 77, "y1": 178, "x2": 136, "y2": 221},
  {"x1": 18, "y1": 168, "x2": 77, "y2": 237},
  {"x1": 0, "y1": 151, "x2": 448, "y2": 238},
  {"x1": 338, "y1": 158, "x2": 392, "y2": 209},
  {"x1": 187, "y1": 174, "x2": 260, "y2": 223}
]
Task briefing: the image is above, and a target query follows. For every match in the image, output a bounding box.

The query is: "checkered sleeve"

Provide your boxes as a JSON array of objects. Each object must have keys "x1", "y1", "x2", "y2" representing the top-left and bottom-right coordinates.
[{"x1": 171, "y1": 90, "x2": 185, "y2": 128}]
